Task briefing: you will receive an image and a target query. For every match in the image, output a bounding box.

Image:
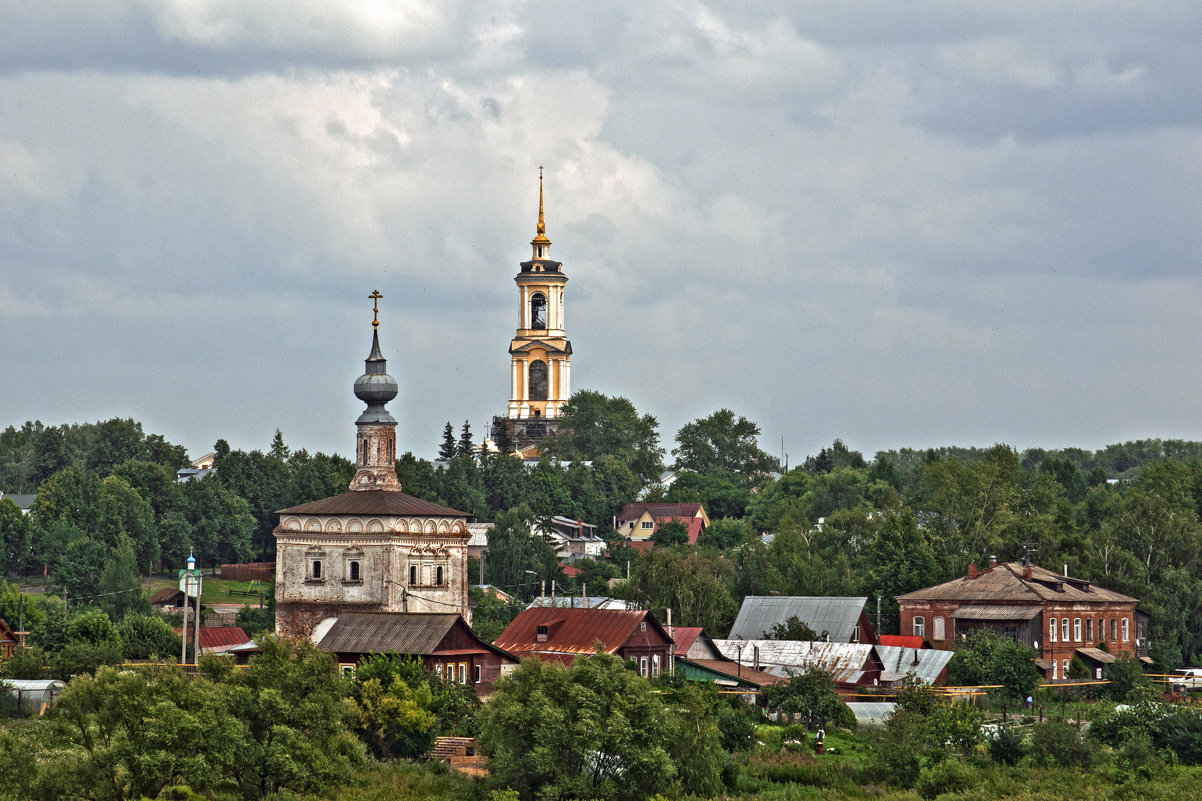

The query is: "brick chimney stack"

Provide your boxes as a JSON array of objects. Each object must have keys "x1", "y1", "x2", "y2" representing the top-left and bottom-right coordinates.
[{"x1": 968, "y1": 564, "x2": 978, "y2": 579}]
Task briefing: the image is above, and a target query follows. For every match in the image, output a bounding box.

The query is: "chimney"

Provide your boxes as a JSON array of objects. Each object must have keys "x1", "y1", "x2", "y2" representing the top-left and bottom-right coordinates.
[
  {"x1": 968, "y1": 564, "x2": 978, "y2": 579},
  {"x1": 1024, "y1": 565, "x2": 1033, "y2": 581},
  {"x1": 988, "y1": 555, "x2": 997, "y2": 568}
]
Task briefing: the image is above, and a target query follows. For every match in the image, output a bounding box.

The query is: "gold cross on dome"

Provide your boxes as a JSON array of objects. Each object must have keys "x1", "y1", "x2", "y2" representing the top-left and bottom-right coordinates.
[{"x1": 369, "y1": 290, "x2": 383, "y2": 328}]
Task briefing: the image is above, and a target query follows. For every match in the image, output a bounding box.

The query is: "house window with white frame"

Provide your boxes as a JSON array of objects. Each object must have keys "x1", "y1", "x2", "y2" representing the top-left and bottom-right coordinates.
[
  {"x1": 652, "y1": 654, "x2": 660, "y2": 677},
  {"x1": 1074, "y1": 618, "x2": 1082, "y2": 642},
  {"x1": 1061, "y1": 618, "x2": 1070, "y2": 641},
  {"x1": 1050, "y1": 617, "x2": 1057, "y2": 642},
  {"x1": 1052, "y1": 660, "x2": 1058, "y2": 680},
  {"x1": 1122, "y1": 618, "x2": 1130, "y2": 642},
  {"x1": 640, "y1": 520, "x2": 654, "y2": 530},
  {"x1": 913, "y1": 616, "x2": 925, "y2": 638},
  {"x1": 640, "y1": 656, "x2": 649, "y2": 677},
  {"x1": 1063, "y1": 658, "x2": 1070, "y2": 678}
]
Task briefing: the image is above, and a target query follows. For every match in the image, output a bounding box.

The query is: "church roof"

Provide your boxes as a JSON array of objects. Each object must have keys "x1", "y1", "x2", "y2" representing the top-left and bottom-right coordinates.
[{"x1": 278, "y1": 489, "x2": 464, "y2": 517}]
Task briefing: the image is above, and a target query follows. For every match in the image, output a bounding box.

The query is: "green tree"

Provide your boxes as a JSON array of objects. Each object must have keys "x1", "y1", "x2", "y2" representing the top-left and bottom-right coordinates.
[
  {"x1": 621, "y1": 548, "x2": 736, "y2": 632},
  {"x1": 761, "y1": 670, "x2": 855, "y2": 728},
  {"x1": 946, "y1": 630, "x2": 1039, "y2": 701},
  {"x1": 219, "y1": 635, "x2": 365, "y2": 799},
  {"x1": 697, "y1": 517, "x2": 752, "y2": 550},
  {"x1": 766, "y1": 615, "x2": 820, "y2": 641},
  {"x1": 665, "y1": 470, "x2": 750, "y2": 519},
  {"x1": 540, "y1": 390, "x2": 664, "y2": 484},
  {"x1": 480, "y1": 654, "x2": 678, "y2": 801},
  {"x1": 457, "y1": 421, "x2": 475, "y2": 458},
  {"x1": 116, "y1": 613, "x2": 182, "y2": 660},
  {"x1": 674, "y1": 409, "x2": 779, "y2": 482},
  {"x1": 269, "y1": 429, "x2": 290, "y2": 460},
  {"x1": 482, "y1": 506, "x2": 559, "y2": 600},
  {"x1": 651, "y1": 518, "x2": 689, "y2": 548},
  {"x1": 439, "y1": 422, "x2": 457, "y2": 461},
  {"x1": 0, "y1": 497, "x2": 33, "y2": 574}
]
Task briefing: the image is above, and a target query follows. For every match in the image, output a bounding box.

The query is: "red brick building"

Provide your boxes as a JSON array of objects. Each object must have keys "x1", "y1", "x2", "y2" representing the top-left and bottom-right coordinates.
[
  {"x1": 897, "y1": 561, "x2": 1147, "y2": 681},
  {"x1": 493, "y1": 607, "x2": 674, "y2": 678}
]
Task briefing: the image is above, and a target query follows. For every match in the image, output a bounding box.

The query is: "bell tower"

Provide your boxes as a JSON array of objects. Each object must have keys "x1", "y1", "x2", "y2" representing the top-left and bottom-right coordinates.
[{"x1": 493, "y1": 169, "x2": 573, "y2": 452}]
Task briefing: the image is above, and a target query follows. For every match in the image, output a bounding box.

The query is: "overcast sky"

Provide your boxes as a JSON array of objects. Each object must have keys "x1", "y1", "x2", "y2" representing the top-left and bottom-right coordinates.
[{"x1": 2, "y1": 1, "x2": 1201, "y2": 467}]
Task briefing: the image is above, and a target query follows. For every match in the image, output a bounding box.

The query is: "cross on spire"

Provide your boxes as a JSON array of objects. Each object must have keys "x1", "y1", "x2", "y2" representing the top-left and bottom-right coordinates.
[{"x1": 369, "y1": 289, "x2": 382, "y2": 328}]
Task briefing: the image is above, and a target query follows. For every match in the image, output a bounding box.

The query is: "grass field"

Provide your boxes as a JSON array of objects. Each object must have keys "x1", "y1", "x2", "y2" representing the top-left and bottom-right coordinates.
[{"x1": 145, "y1": 575, "x2": 273, "y2": 606}]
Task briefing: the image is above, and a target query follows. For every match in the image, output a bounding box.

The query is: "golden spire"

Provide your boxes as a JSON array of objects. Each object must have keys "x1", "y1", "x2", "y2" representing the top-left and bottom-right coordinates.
[
  {"x1": 532, "y1": 166, "x2": 551, "y2": 246},
  {"x1": 369, "y1": 289, "x2": 382, "y2": 328}
]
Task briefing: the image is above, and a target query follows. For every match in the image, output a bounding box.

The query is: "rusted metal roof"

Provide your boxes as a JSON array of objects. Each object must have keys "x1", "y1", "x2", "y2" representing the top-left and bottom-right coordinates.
[
  {"x1": 671, "y1": 627, "x2": 704, "y2": 656},
  {"x1": 952, "y1": 605, "x2": 1043, "y2": 620},
  {"x1": 493, "y1": 607, "x2": 670, "y2": 657},
  {"x1": 173, "y1": 626, "x2": 250, "y2": 650},
  {"x1": 897, "y1": 562, "x2": 1137, "y2": 604},
  {"x1": 712, "y1": 639, "x2": 875, "y2": 685},
  {"x1": 729, "y1": 596, "x2": 867, "y2": 641},
  {"x1": 278, "y1": 489, "x2": 465, "y2": 518}
]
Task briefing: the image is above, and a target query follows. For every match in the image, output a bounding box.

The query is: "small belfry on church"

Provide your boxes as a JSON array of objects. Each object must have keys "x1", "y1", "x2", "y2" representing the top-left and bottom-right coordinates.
[
  {"x1": 273, "y1": 292, "x2": 471, "y2": 637},
  {"x1": 492, "y1": 168, "x2": 573, "y2": 453}
]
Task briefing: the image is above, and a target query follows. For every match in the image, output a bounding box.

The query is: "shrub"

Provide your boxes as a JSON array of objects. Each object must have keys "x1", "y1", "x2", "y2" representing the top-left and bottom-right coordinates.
[
  {"x1": 717, "y1": 702, "x2": 757, "y2": 752},
  {"x1": 987, "y1": 725, "x2": 1026, "y2": 765},
  {"x1": 1030, "y1": 720, "x2": 1094, "y2": 768},
  {"x1": 915, "y1": 759, "x2": 973, "y2": 800},
  {"x1": 1154, "y1": 709, "x2": 1202, "y2": 765}
]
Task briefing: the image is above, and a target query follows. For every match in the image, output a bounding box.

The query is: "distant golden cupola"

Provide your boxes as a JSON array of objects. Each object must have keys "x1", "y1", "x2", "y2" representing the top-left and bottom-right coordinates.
[{"x1": 491, "y1": 168, "x2": 573, "y2": 452}]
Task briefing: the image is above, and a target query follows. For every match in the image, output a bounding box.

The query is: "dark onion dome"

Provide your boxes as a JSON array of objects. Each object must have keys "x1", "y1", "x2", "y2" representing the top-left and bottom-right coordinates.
[{"x1": 354, "y1": 329, "x2": 398, "y2": 425}]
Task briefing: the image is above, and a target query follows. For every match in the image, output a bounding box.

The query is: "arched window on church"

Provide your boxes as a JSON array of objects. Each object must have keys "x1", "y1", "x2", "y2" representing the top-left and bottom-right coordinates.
[
  {"x1": 530, "y1": 292, "x2": 547, "y2": 329},
  {"x1": 529, "y1": 360, "x2": 548, "y2": 401}
]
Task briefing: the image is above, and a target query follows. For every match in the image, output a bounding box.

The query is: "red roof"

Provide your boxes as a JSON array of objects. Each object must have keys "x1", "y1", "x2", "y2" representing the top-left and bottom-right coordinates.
[
  {"x1": 174, "y1": 627, "x2": 251, "y2": 650},
  {"x1": 879, "y1": 635, "x2": 925, "y2": 649},
  {"x1": 494, "y1": 607, "x2": 672, "y2": 661},
  {"x1": 560, "y1": 563, "x2": 581, "y2": 578},
  {"x1": 617, "y1": 503, "x2": 708, "y2": 544},
  {"x1": 671, "y1": 626, "x2": 704, "y2": 656},
  {"x1": 617, "y1": 502, "x2": 704, "y2": 522}
]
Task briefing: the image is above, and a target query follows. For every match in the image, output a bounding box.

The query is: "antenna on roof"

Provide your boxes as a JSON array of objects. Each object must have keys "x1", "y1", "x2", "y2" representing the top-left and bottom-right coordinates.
[{"x1": 1020, "y1": 542, "x2": 1037, "y2": 566}]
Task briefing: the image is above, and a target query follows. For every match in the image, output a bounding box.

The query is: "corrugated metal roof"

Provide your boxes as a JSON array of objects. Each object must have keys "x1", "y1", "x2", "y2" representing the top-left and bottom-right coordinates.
[
  {"x1": 494, "y1": 607, "x2": 669, "y2": 657},
  {"x1": 728, "y1": 596, "x2": 867, "y2": 641},
  {"x1": 466, "y1": 523, "x2": 492, "y2": 548},
  {"x1": 526, "y1": 596, "x2": 633, "y2": 610},
  {"x1": 874, "y1": 645, "x2": 954, "y2": 685},
  {"x1": 712, "y1": 639, "x2": 874, "y2": 684},
  {"x1": 1076, "y1": 647, "x2": 1116, "y2": 664},
  {"x1": 897, "y1": 563, "x2": 1137, "y2": 604},
  {"x1": 952, "y1": 605, "x2": 1043, "y2": 620},
  {"x1": 173, "y1": 627, "x2": 251, "y2": 650},
  {"x1": 315, "y1": 612, "x2": 460, "y2": 654},
  {"x1": 278, "y1": 489, "x2": 465, "y2": 518}
]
